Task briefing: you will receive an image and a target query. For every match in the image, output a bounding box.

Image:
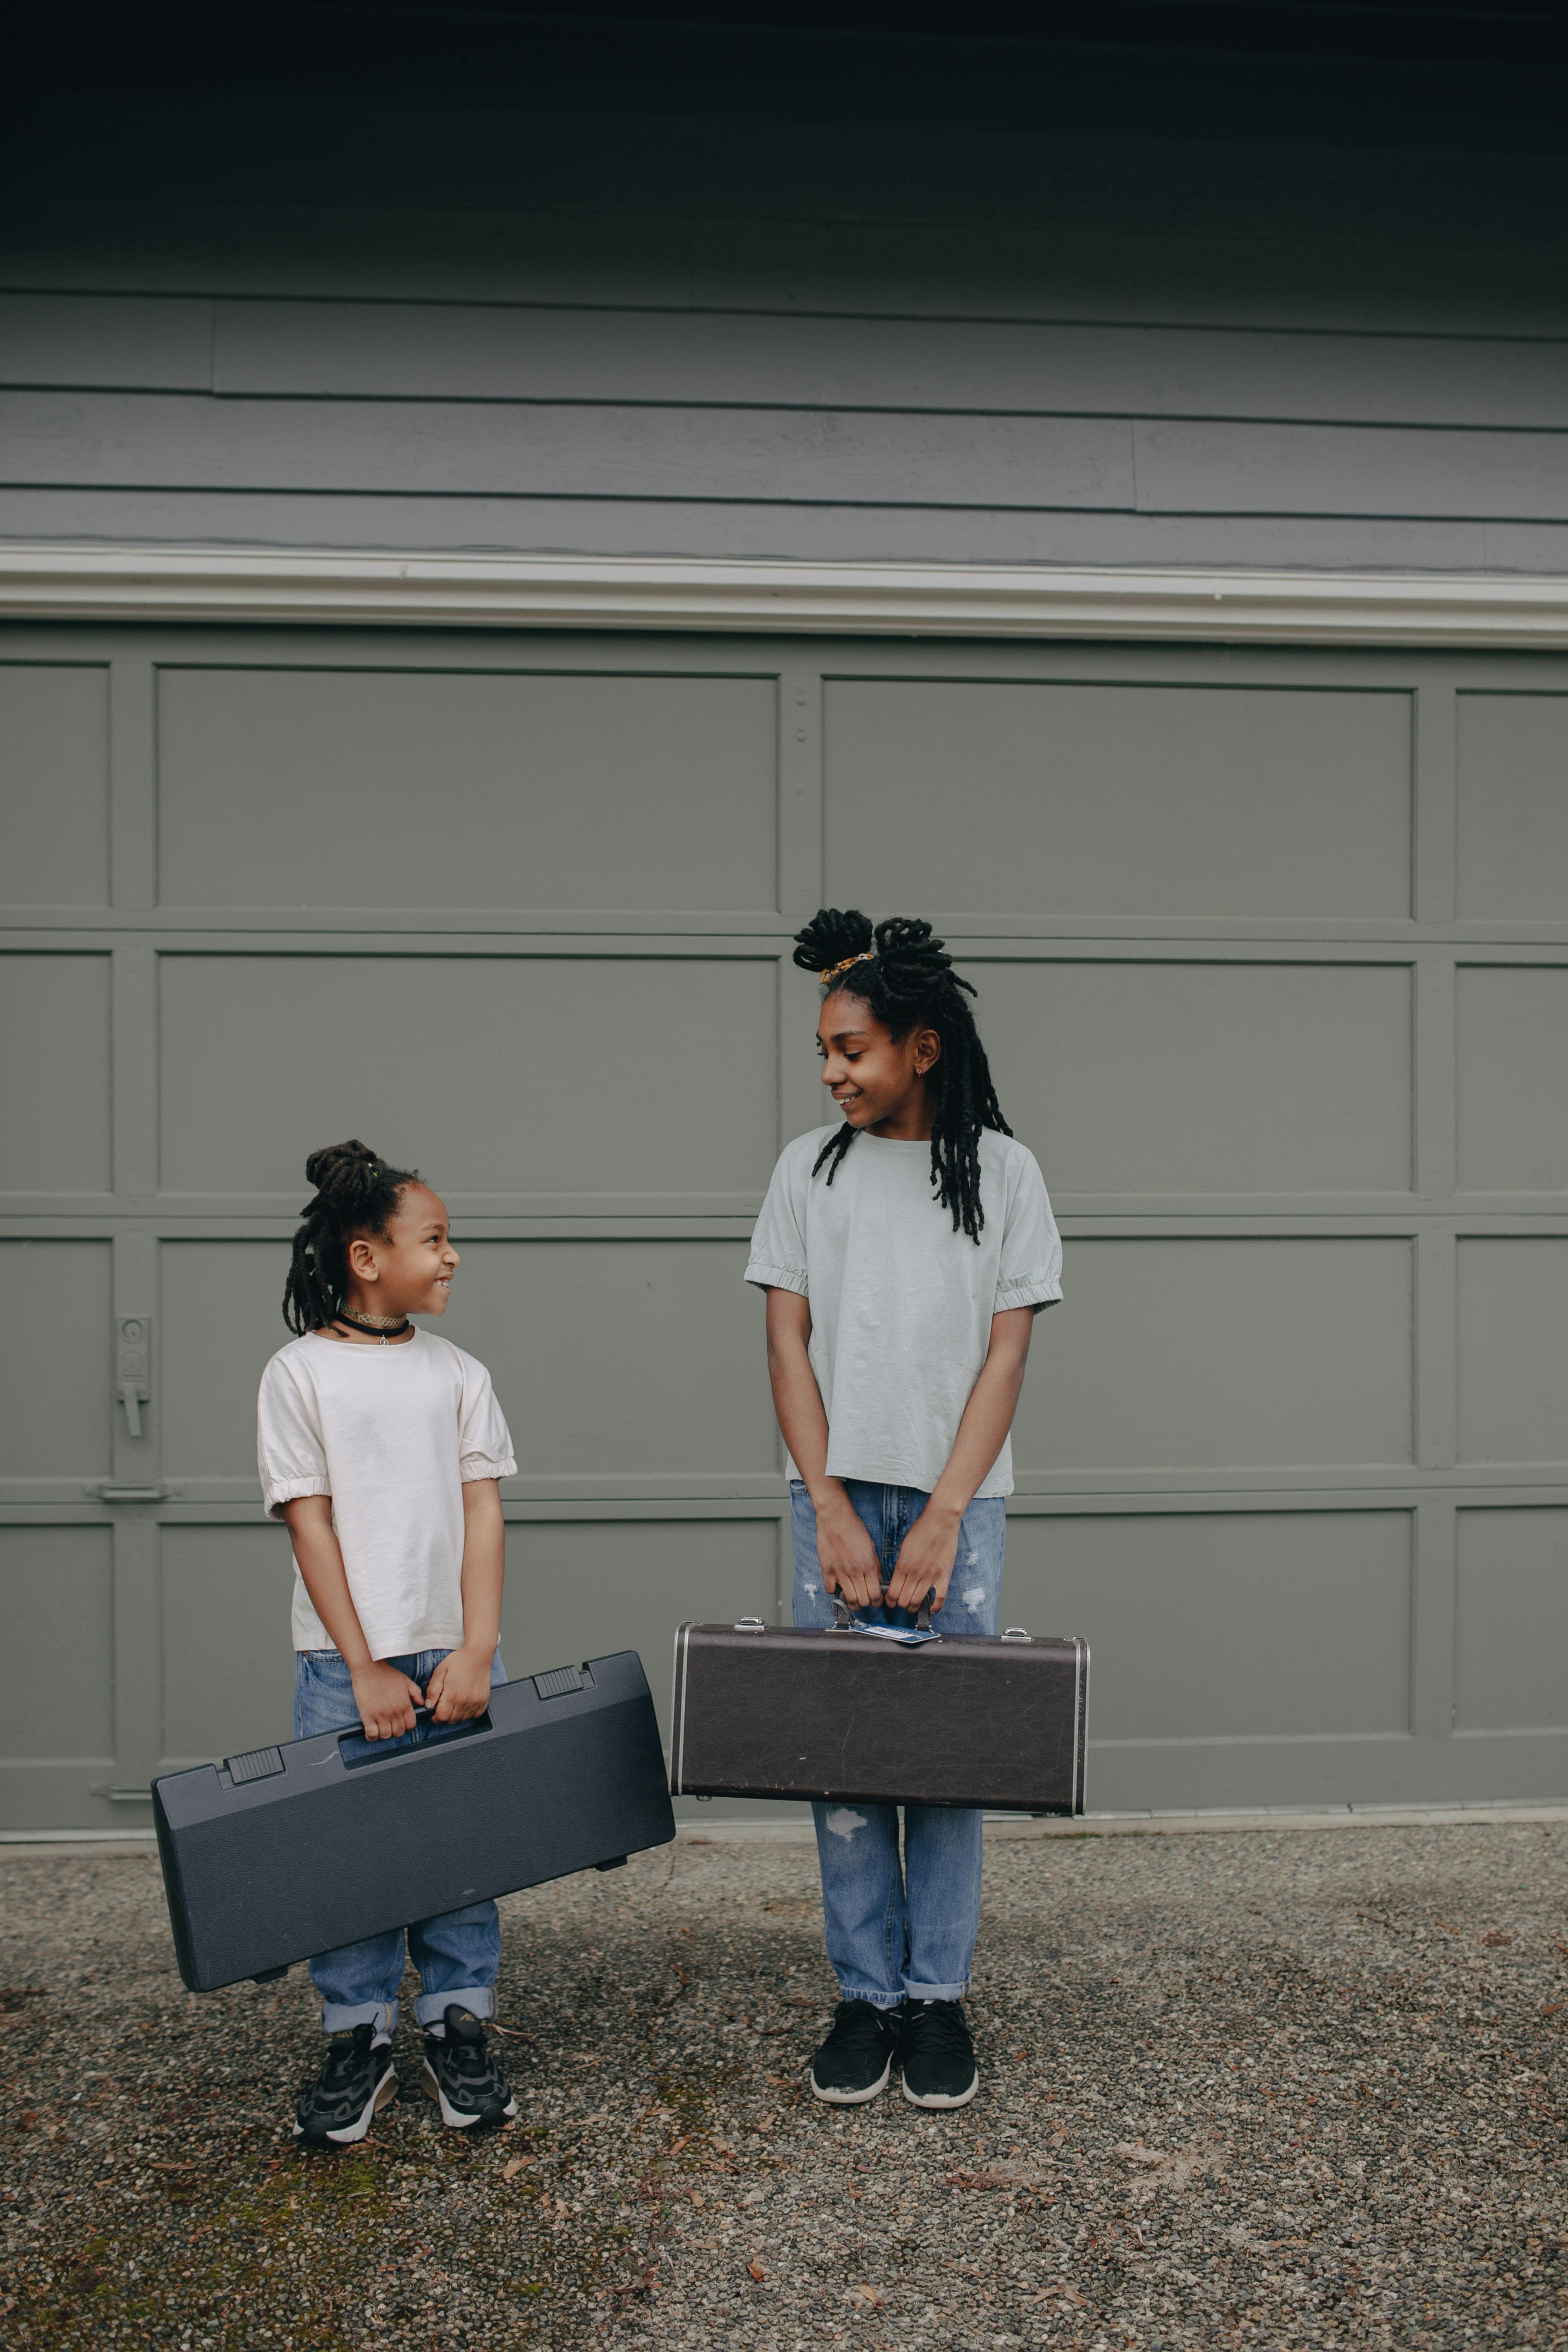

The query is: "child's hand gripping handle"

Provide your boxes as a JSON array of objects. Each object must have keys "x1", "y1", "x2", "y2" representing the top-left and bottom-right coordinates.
[{"x1": 831, "y1": 1589, "x2": 935, "y2": 1634}]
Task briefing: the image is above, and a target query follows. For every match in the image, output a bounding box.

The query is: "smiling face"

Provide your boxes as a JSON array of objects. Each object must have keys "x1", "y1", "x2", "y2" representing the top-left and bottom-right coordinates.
[
  {"x1": 816, "y1": 988, "x2": 941, "y2": 1140},
  {"x1": 342, "y1": 1181, "x2": 460, "y2": 1318}
]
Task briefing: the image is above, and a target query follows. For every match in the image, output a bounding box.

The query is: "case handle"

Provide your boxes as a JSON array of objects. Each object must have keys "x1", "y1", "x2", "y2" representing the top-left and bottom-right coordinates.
[
  {"x1": 832, "y1": 1589, "x2": 934, "y2": 1634},
  {"x1": 337, "y1": 1703, "x2": 492, "y2": 1771}
]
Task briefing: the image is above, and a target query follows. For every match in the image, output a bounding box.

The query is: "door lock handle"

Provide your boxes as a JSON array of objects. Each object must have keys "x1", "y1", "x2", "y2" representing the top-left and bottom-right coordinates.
[{"x1": 116, "y1": 1316, "x2": 152, "y2": 1440}]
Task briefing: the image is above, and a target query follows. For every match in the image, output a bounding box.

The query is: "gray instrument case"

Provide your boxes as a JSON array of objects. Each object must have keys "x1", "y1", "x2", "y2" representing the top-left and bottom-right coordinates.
[
  {"x1": 154, "y1": 1650, "x2": 675, "y2": 1993},
  {"x1": 670, "y1": 1614, "x2": 1088, "y2": 1813}
]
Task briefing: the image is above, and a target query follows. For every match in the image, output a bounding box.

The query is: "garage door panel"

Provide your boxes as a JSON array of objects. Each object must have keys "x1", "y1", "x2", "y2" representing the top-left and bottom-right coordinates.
[
  {"x1": 0, "y1": 1241, "x2": 113, "y2": 1478},
  {"x1": 157, "y1": 953, "x2": 777, "y2": 1199},
  {"x1": 156, "y1": 667, "x2": 779, "y2": 913},
  {"x1": 0, "y1": 664, "x2": 110, "y2": 906},
  {"x1": 1457, "y1": 693, "x2": 1568, "y2": 921},
  {"x1": 160, "y1": 1524, "x2": 298, "y2": 1764},
  {"x1": 1456, "y1": 967, "x2": 1568, "y2": 1193},
  {"x1": 454, "y1": 1240, "x2": 773, "y2": 1481},
  {"x1": 161, "y1": 1237, "x2": 773, "y2": 1485},
  {"x1": 0, "y1": 954, "x2": 112, "y2": 1192},
  {"x1": 1017, "y1": 1238, "x2": 1413, "y2": 1470},
  {"x1": 161, "y1": 1242, "x2": 289, "y2": 1479},
  {"x1": 500, "y1": 1518, "x2": 775, "y2": 1745},
  {"x1": 1457, "y1": 1509, "x2": 1568, "y2": 1731},
  {"x1": 825, "y1": 680, "x2": 1411, "y2": 919},
  {"x1": 981, "y1": 960, "x2": 1412, "y2": 1194},
  {"x1": 1458, "y1": 1240, "x2": 1568, "y2": 1465},
  {"x1": 0, "y1": 1528, "x2": 115, "y2": 1759},
  {"x1": 1002, "y1": 1510, "x2": 1412, "y2": 1740}
]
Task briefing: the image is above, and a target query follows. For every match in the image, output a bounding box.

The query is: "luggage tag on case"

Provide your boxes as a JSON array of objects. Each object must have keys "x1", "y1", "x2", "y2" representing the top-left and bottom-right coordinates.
[{"x1": 832, "y1": 1592, "x2": 941, "y2": 1646}]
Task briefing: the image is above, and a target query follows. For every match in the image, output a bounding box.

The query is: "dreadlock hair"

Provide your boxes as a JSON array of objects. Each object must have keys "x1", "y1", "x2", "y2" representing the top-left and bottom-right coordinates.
[
  {"x1": 282, "y1": 1139, "x2": 420, "y2": 1334},
  {"x1": 792, "y1": 909, "x2": 1011, "y2": 1244}
]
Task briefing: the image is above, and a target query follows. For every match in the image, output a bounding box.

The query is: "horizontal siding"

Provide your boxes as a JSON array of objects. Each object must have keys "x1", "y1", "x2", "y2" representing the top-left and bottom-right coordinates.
[
  {"x1": 7, "y1": 389, "x2": 1568, "y2": 552},
  {"x1": 11, "y1": 296, "x2": 1568, "y2": 434},
  {"x1": 5, "y1": 71, "x2": 1568, "y2": 572},
  {"x1": 0, "y1": 390, "x2": 1134, "y2": 508},
  {"x1": 0, "y1": 488, "x2": 1521, "y2": 576}
]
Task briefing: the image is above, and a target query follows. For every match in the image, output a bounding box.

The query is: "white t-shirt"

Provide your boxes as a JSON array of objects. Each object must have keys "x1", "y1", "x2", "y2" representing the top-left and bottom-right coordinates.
[
  {"x1": 256, "y1": 1329, "x2": 516, "y2": 1656},
  {"x1": 745, "y1": 1125, "x2": 1062, "y2": 1499}
]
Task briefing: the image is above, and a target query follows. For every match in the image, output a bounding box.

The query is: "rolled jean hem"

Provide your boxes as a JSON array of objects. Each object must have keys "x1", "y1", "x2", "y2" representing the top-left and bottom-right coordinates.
[
  {"x1": 903, "y1": 1980, "x2": 969, "y2": 2004},
  {"x1": 322, "y1": 2000, "x2": 396, "y2": 2037},
  {"x1": 415, "y1": 1986, "x2": 492, "y2": 2028},
  {"x1": 834, "y1": 1987, "x2": 908, "y2": 2011}
]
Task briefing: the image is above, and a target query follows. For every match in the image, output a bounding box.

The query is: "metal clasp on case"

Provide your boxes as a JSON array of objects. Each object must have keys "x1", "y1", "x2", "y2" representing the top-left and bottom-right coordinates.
[
  {"x1": 1000, "y1": 1626, "x2": 1031, "y2": 1642},
  {"x1": 733, "y1": 1616, "x2": 767, "y2": 1633}
]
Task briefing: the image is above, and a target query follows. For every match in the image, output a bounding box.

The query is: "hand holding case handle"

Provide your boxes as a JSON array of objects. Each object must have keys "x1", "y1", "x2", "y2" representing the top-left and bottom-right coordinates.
[
  {"x1": 831, "y1": 1586, "x2": 935, "y2": 1633},
  {"x1": 336, "y1": 1700, "x2": 493, "y2": 1770}
]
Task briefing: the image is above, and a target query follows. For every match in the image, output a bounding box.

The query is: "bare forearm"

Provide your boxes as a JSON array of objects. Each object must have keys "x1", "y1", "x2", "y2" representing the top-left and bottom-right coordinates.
[
  {"x1": 458, "y1": 1480, "x2": 505, "y2": 1657},
  {"x1": 764, "y1": 1301, "x2": 835, "y2": 1501},
  {"x1": 884, "y1": 1308, "x2": 1036, "y2": 1612},
  {"x1": 283, "y1": 1498, "x2": 373, "y2": 1666},
  {"x1": 929, "y1": 1343, "x2": 1030, "y2": 1520},
  {"x1": 763, "y1": 1287, "x2": 882, "y2": 1605}
]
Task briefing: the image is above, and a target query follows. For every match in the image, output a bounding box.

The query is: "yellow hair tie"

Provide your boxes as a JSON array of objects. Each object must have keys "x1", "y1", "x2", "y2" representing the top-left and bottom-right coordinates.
[{"x1": 819, "y1": 949, "x2": 876, "y2": 987}]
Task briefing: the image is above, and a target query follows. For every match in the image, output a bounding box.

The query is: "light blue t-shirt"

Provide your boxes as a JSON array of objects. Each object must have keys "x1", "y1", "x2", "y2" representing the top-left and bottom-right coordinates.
[{"x1": 745, "y1": 1125, "x2": 1061, "y2": 1498}]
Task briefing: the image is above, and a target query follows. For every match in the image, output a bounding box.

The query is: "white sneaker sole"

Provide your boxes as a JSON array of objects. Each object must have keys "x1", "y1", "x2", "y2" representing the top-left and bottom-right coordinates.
[
  {"x1": 293, "y1": 2060, "x2": 398, "y2": 2146},
  {"x1": 810, "y1": 2055, "x2": 893, "y2": 2105},
  {"x1": 422, "y1": 2059, "x2": 519, "y2": 2129},
  {"x1": 901, "y1": 2069, "x2": 979, "y2": 2110}
]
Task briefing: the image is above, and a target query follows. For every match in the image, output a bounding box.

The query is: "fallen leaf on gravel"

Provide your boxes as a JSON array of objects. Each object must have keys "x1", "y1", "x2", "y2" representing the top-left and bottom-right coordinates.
[
  {"x1": 1544, "y1": 2003, "x2": 1564, "y2": 2017},
  {"x1": 501, "y1": 2156, "x2": 532, "y2": 2180},
  {"x1": 1480, "y1": 1929, "x2": 1514, "y2": 1948},
  {"x1": 846, "y1": 2285, "x2": 886, "y2": 2307},
  {"x1": 1113, "y1": 2141, "x2": 1223, "y2": 2198},
  {"x1": 947, "y1": 2170, "x2": 1013, "y2": 2190},
  {"x1": 747, "y1": 2261, "x2": 766, "y2": 2282}
]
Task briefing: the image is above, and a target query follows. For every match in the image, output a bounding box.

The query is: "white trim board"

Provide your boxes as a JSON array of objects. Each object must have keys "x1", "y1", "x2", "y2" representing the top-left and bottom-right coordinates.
[{"x1": 6, "y1": 543, "x2": 1568, "y2": 645}]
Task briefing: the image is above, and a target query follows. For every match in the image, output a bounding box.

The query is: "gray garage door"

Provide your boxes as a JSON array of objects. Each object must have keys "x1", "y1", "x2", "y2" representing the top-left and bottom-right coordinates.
[{"x1": 3, "y1": 625, "x2": 1566, "y2": 1831}]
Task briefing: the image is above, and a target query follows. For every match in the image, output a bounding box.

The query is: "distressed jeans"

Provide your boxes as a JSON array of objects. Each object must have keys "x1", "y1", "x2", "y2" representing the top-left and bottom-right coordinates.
[
  {"x1": 293, "y1": 1646, "x2": 507, "y2": 2037},
  {"x1": 790, "y1": 1480, "x2": 1005, "y2": 2008}
]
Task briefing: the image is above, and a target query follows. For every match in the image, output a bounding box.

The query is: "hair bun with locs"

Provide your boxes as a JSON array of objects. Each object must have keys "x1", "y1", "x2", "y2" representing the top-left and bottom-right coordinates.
[
  {"x1": 283, "y1": 1139, "x2": 419, "y2": 1334},
  {"x1": 790, "y1": 906, "x2": 875, "y2": 976},
  {"x1": 792, "y1": 908, "x2": 1011, "y2": 1244}
]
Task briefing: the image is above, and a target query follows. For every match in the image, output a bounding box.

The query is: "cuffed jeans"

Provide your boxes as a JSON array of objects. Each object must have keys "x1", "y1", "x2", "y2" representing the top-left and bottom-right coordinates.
[
  {"x1": 790, "y1": 1480, "x2": 1005, "y2": 2009},
  {"x1": 293, "y1": 1646, "x2": 507, "y2": 2037}
]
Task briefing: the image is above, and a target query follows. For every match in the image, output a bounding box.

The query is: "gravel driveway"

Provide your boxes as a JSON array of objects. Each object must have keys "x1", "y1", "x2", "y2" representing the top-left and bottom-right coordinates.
[{"x1": 3, "y1": 1817, "x2": 1567, "y2": 2349}]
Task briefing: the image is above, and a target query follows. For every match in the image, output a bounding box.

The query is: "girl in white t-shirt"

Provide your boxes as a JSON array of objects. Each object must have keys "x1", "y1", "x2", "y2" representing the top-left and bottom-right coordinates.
[
  {"x1": 746, "y1": 913, "x2": 1061, "y2": 2112},
  {"x1": 256, "y1": 1139, "x2": 518, "y2": 2147}
]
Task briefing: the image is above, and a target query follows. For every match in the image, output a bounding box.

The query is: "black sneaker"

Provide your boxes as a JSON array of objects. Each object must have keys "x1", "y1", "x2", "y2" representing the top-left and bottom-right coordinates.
[
  {"x1": 899, "y1": 1999, "x2": 979, "y2": 2109},
  {"x1": 809, "y1": 1999, "x2": 901, "y2": 2105},
  {"x1": 421, "y1": 2006, "x2": 518, "y2": 2130},
  {"x1": 293, "y1": 2024, "x2": 398, "y2": 2147}
]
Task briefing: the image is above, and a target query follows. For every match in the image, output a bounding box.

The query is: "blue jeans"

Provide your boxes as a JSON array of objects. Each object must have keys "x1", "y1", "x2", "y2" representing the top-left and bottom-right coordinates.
[
  {"x1": 293, "y1": 1646, "x2": 507, "y2": 2037},
  {"x1": 790, "y1": 1480, "x2": 1005, "y2": 2008}
]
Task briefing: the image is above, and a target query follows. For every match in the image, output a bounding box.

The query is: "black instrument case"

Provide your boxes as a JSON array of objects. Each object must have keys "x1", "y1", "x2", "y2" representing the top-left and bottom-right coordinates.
[
  {"x1": 670, "y1": 1614, "x2": 1088, "y2": 1814},
  {"x1": 154, "y1": 1650, "x2": 675, "y2": 1993}
]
